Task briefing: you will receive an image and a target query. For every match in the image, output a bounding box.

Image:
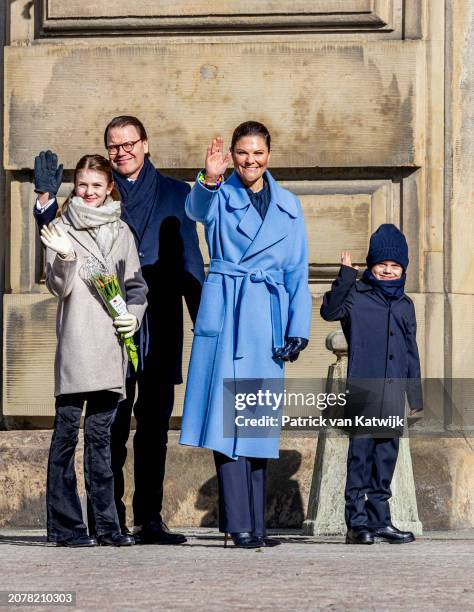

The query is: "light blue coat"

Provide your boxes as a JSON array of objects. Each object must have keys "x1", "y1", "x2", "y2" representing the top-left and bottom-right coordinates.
[{"x1": 179, "y1": 171, "x2": 312, "y2": 459}]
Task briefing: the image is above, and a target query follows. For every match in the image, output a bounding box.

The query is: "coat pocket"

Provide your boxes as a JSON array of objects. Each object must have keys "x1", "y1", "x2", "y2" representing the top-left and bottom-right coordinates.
[{"x1": 194, "y1": 280, "x2": 225, "y2": 337}]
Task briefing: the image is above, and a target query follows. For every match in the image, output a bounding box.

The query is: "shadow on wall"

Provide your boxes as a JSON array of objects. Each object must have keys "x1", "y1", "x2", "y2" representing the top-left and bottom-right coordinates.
[{"x1": 196, "y1": 450, "x2": 304, "y2": 528}]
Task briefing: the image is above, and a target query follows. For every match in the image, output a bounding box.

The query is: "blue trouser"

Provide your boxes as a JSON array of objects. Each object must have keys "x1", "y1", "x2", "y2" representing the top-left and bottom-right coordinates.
[
  {"x1": 344, "y1": 436, "x2": 400, "y2": 530},
  {"x1": 213, "y1": 452, "x2": 267, "y2": 537}
]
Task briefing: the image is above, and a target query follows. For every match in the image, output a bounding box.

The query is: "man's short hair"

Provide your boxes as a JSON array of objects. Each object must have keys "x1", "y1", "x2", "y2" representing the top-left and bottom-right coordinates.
[{"x1": 104, "y1": 115, "x2": 150, "y2": 157}]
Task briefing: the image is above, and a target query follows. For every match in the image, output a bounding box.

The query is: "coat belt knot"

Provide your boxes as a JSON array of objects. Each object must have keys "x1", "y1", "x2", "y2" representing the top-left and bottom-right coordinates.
[{"x1": 209, "y1": 259, "x2": 286, "y2": 359}]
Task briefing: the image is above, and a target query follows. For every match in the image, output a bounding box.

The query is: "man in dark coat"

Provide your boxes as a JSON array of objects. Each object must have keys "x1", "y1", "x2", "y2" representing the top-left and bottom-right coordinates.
[
  {"x1": 33, "y1": 116, "x2": 204, "y2": 544},
  {"x1": 321, "y1": 224, "x2": 423, "y2": 545}
]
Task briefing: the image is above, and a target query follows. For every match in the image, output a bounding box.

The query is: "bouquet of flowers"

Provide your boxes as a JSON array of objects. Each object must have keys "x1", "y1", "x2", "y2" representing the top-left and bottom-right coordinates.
[{"x1": 81, "y1": 257, "x2": 139, "y2": 371}]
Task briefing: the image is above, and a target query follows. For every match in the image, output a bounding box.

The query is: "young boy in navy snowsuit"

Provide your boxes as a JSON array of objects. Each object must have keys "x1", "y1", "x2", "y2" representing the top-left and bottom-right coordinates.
[{"x1": 321, "y1": 224, "x2": 423, "y2": 544}]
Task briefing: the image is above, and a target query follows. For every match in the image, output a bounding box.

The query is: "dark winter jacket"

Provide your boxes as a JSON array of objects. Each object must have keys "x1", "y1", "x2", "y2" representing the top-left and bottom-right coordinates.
[{"x1": 321, "y1": 265, "x2": 423, "y2": 432}]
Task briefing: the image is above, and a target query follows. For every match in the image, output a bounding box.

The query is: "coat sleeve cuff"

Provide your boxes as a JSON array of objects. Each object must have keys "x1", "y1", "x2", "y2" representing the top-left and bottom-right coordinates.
[
  {"x1": 196, "y1": 169, "x2": 223, "y2": 191},
  {"x1": 127, "y1": 303, "x2": 147, "y2": 328},
  {"x1": 339, "y1": 264, "x2": 359, "y2": 280}
]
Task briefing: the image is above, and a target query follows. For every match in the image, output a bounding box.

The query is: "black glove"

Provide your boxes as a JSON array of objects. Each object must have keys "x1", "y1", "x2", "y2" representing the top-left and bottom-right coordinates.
[
  {"x1": 34, "y1": 150, "x2": 63, "y2": 196},
  {"x1": 273, "y1": 337, "x2": 308, "y2": 362}
]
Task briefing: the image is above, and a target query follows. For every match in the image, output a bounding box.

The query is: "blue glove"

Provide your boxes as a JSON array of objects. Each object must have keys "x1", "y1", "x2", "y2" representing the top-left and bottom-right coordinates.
[
  {"x1": 34, "y1": 150, "x2": 63, "y2": 196},
  {"x1": 273, "y1": 337, "x2": 308, "y2": 362}
]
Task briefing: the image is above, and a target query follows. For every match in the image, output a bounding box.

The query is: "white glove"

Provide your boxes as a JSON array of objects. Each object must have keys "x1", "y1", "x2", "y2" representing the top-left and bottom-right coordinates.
[
  {"x1": 113, "y1": 313, "x2": 138, "y2": 338},
  {"x1": 40, "y1": 223, "x2": 75, "y2": 258}
]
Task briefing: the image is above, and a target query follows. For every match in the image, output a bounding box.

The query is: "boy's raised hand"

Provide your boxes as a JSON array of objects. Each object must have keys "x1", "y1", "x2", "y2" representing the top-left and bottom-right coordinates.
[{"x1": 341, "y1": 251, "x2": 359, "y2": 271}]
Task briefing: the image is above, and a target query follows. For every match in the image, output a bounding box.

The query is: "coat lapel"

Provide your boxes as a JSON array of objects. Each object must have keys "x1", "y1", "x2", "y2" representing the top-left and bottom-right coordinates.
[
  {"x1": 224, "y1": 172, "x2": 262, "y2": 243},
  {"x1": 237, "y1": 204, "x2": 262, "y2": 242},
  {"x1": 240, "y1": 171, "x2": 297, "y2": 262}
]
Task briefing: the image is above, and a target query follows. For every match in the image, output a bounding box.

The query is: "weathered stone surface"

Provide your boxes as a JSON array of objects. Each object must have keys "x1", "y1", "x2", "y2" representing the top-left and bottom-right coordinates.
[
  {"x1": 411, "y1": 437, "x2": 474, "y2": 530},
  {"x1": 47, "y1": 0, "x2": 376, "y2": 18},
  {"x1": 0, "y1": 430, "x2": 84, "y2": 528},
  {"x1": 0, "y1": 430, "x2": 472, "y2": 531},
  {"x1": 3, "y1": 294, "x2": 57, "y2": 416},
  {"x1": 443, "y1": 0, "x2": 474, "y2": 391},
  {"x1": 1, "y1": 528, "x2": 474, "y2": 612},
  {"x1": 447, "y1": 0, "x2": 474, "y2": 295},
  {"x1": 5, "y1": 41, "x2": 422, "y2": 169},
  {"x1": 42, "y1": 0, "x2": 403, "y2": 34}
]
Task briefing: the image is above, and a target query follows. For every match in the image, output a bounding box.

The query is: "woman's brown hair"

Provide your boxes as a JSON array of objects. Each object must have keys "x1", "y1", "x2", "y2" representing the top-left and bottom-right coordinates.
[
  {"x1": 230, "y1": 121, "x2": 271, "y2": 151},
  {"x1": 58, "y1": 154, "x2": 120, "y2": 216}
]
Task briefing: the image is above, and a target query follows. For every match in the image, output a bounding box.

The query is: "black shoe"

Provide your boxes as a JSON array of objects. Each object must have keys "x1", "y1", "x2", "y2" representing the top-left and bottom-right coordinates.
[
  {"x1": 56, "y1": 534, "x2": 97, "y2": 548},
  {"x1": 345, "y1": 529, "x2": 374, "y2": 545},
  {"x1": 254, "y1": 536, "x2": 281, "y2": 547},
  {"x1": 139, "y1": 521, "x2": 187, "y2": 545},
  {"x1": 374, "y1": 525, "x2": 415, "y2": 544},
  {"x1": 224, "y1": 532, "x2": 263, "y2": 549},
  {"x1": 121, "y1": 527, "x2": 134, "y2": 538},
  {"x1": 97, "y1": 532, "x2": 135, "y2": 546}
]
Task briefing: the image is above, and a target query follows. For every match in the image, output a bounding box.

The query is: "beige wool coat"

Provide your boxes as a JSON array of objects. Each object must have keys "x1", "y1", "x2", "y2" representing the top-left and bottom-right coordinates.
[{"x1": 45, "y1": 213, "x2": 148, "y2": 398}]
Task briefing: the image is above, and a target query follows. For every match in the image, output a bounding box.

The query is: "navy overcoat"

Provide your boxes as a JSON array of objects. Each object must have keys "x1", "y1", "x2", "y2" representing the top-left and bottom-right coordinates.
[
  {"x1": 320, "y1": 265, "x2": 423, "y2": 427},
  {"x1": 179, "y1": 171, "x2": 312, "y2": 459}
]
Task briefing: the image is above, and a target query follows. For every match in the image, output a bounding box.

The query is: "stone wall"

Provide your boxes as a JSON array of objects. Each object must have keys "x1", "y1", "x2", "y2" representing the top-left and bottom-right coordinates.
[{"x1": 0, "y1": 431, "x2": 472, "y2": 530}]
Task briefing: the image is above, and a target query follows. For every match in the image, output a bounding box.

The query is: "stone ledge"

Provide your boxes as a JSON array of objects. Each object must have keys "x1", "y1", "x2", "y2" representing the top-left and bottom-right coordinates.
[{"x1": 0, "y1": 431, "x2": 472, "y2": 530}]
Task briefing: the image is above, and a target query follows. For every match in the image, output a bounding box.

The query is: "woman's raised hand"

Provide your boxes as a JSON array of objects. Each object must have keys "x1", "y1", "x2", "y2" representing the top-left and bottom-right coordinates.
[
  {"x1": 341, "y1": 251, "x2": 359, "y2": 270},
  {"x1": 205, "y1": 137, "x2": 231, "y2": 180},
  {"x1": 41, "y1": 223, "x2": 75, "y2": 259}
]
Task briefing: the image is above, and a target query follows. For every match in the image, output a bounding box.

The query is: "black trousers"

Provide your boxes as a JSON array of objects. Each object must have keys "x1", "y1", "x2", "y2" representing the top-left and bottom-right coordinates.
[
  {"x1": 344, "y1": 436, "x2": 400, "y2": 530},
  {"x1": 213, "y1": 452, "x2": 267, "y2": 537},
  {"x1": 46, "y1": 391, "x2": 121, "y2": 542},
  {"x1": 109, "y1": 368, "x2": 175, "y2": 529}
]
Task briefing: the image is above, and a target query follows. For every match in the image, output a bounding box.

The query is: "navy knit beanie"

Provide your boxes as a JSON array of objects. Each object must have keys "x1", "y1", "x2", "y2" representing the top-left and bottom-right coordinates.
[{"x1": 366, "y1": 224, "x2": 409, "y2": 270}]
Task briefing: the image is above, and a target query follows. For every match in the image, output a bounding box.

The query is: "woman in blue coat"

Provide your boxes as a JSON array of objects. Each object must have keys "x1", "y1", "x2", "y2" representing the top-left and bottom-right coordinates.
[{"x1": 180, "y1": 122, "x2": 312, "y2": 548}]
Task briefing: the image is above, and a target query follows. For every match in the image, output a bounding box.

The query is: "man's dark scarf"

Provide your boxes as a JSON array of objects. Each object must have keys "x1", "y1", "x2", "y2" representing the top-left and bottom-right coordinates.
[{"x1": 113, "y1": 156, "x2": 161, "y2": 265}]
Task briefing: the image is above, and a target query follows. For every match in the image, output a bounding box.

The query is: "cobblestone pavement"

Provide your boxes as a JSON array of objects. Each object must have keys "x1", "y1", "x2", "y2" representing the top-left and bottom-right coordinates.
[{"x1": 0, "y1": 529, "x2": 473, "y2": 611}]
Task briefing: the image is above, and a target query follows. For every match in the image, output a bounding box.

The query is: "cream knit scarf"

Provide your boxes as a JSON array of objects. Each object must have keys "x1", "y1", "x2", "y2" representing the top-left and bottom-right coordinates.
[{"x1": 67, "y1": 196, "x2": 122, "y2": 258}]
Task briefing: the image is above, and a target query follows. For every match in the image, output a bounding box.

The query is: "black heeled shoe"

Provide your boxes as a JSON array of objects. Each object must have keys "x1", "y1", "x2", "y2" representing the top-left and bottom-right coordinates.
[{"x1": 224, "y1": 532, "x2": 262, "y2": 549}]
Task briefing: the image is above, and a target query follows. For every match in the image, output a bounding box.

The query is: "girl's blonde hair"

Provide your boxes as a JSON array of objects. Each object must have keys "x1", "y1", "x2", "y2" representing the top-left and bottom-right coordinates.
[{"x1": 57, "y1": 154, "x2": 120, "y2": 216}]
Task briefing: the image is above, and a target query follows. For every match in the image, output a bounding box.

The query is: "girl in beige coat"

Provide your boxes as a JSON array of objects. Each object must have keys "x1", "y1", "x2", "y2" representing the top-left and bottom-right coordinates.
[{"x1": 39, "y1": 154, "x2": 147, "y2": 547}]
